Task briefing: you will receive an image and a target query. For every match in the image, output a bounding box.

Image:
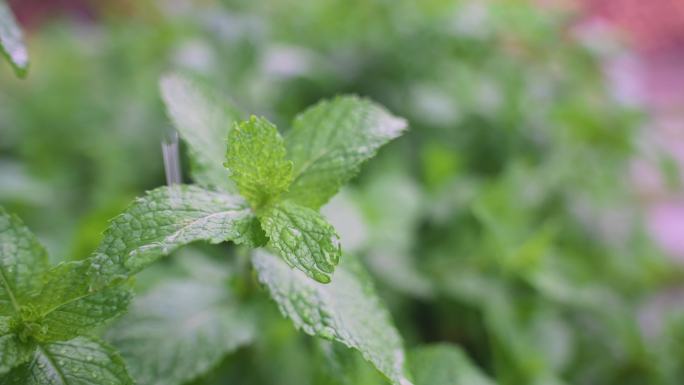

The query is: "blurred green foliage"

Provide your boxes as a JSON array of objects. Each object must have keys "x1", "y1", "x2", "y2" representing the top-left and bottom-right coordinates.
[{"x1": 1, "y1": 0, "x2": 684, "y2": 384}]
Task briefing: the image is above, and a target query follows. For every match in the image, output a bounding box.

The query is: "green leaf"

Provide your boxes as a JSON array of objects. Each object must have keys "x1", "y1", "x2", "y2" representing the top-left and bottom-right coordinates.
[
  {"x1": 225, "y1": 116, "x2": 293, "y2": 208},
  {"x1": 0, "y1": 207, "x2": 49, "y2": 316},
  {"x1": 284, "y1": 96, "x2": 407, "y2": 209},
  {"x1": 29, "y1": 262, "x2": 91, "y2": 320},
  {"x1": 259, "y1": 200, "x2": 340, "y2": 283},
  {"x1": 1, "y1": 337, "x2": 133, "y2": 385},
  {"x1": 252, "y1": 250, "x2": 412, "y2": 385},
  {"x1": 160, "y1": 73, "x2": 242, "y2": 192},
  {"x1": 4, "y1": 260, "x2": 132, "y2": 343},
  {"x1": 0, "y1": 330, "x2": 34, "y2": 375},
  {"x1": 89, "y1": 185, "x2": 263, "y2": 286},
  {"x1": 106, "y1": 280, "x2": 255, "y2": 385},
  {"x1": 34, "y1": 283, "x2": 132, "y2": 342},
  {"x1": 409, "y1": 344, "x2": 496, "y2": 385},
  {"x1": 352, "y1": 171, "x2": 433, "y2": 298},
  {"x1": 0, "y1": 1, "x2": 28, "y2": 77}
]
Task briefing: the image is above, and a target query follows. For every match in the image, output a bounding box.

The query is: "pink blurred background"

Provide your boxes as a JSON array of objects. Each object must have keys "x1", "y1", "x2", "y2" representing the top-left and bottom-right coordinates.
[{"x1": 581, "y1": 0, "x2": 684, "y2": 260}]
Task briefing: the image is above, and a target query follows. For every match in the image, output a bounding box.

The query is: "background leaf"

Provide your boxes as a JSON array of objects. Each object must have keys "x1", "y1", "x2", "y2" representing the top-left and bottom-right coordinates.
[
  {"x1": 160, "y1": 73, "x2": 242, "y2": 192},
  {"x1": 0, "y1": 0, "x2": 28, "y2": 77},
  {"x1": 106, "y1": 280, "x2": 255, "y2": 385},
  {"x1": 409, "y1": 344, "x2": 496, "y2": 385}
]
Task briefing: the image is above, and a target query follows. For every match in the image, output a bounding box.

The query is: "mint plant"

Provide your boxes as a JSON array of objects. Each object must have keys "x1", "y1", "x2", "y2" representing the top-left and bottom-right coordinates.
[
  {"x1": 139, "y1": 73, "x2": 410, "y2": 383},
  {"x1": 158, "y1": 73, "x2": 408, "y2": 283},
  {"x1": 1, "y1": 72, "x2": 440, "y2": 385},
  {"x1": 0, "y1": 0, "x2": 28, "y2": 77},
  {"x1": 0, "y1": 70, "x2": 502, "y2": 385},
  {"x1": 1, "y1": 2, "x2": 674, "y2": 384},
  {"x1": 0, "y1": 208, "x2": 133, "y2": 384},
  {"x1": 103, "y1": 72, "x2": 412, "y2": 385}
]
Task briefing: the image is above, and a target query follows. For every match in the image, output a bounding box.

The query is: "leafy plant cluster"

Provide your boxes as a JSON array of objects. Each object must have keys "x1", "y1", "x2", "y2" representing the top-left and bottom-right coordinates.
[{"x1": 0, "y1": 64, "x2": 479, "y2": 384}]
